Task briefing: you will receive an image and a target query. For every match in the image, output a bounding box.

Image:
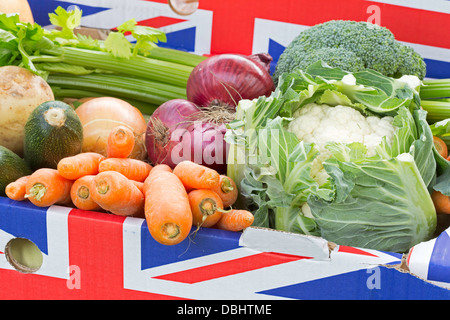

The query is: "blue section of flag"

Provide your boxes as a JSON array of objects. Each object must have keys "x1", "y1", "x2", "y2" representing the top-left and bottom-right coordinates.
[
  {"x1": 140, "y1": 220, "x2": 241, "y2": 270},
  {"x1": 267, "y1": 38, "x2": 450, "y2": 80},
  {"x1": 28, "y1": 0, "x2": 110, "y2": 27},
  {"x1": 0, "y1": 197, "x2": 48, "y2": 255},
  {"x1": 424, "y1": 58, "x2": 450, "y2": 79},
  {"x1": 258, "y1": 267, "x2": 450, "y2": 299},
  {"x1": 158, "y1": 27, "x2": 196, "y2": 53},
  {"x1": 428, "y1": 230, "x2": 450, "y2": 283},
  {"x1": 268, "y1": 38, "x2": 285, "y2": 75}
]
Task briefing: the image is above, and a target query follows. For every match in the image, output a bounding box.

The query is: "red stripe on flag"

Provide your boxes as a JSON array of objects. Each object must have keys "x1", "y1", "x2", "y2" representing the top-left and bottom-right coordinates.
[
  {"x1": 338, "y1": 245, "x2": 378, "y2": 257},
  {"x1": 137, "y1": 16, "x2": 187, "y2": 28},
  {"x1": 154, "y1": 252, "x2": 311, "y2": 284},
  {"x1": 198, "y1": 0, "x2": 450, "y2": 55}
]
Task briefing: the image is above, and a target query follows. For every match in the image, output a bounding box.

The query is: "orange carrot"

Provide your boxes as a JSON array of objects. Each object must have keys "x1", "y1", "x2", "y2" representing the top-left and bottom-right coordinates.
[
  {"x1": 144, "y1": 170, "x2": 192, "y2": 245},
  {"x1": 209, "y1": 175, "x2": 239, "y2": 208},
  {"x1": 431, "y1": 189, "x2": 450, "y2": 215},
  {"x1": 173, "y1": 160, "x2": 220, "y2": 190},
  {"x1": 70, "y1": 175, "x2": 101, "y2": 211},
  {"x1": 25, "y1": 168, "x2": 73, "y2": 207},
  {"x1": 90, "y1": 171, "x2": 145, "y2": 217},
  {"x1": 98, "y1": 157, "x2": 152, "y2": 182},
  {"x1": 143, "y1": 164, "x2": 172, "y2": 194},
  {"x1": 57, "y1": 152, "x2": 106, "y2": 180},
  {"x1": 214, "y1": 209, "x2": 254, "y2": 232},
  {"x1": 188, "y1": 189, "x2": 224, "y2": 228},
  {"x1": 131, "y1": 180, "x2": 144, "y2": 194},
  {"x1": 107, "y1": 125, "x2": 136, "y2": 158},
  {"x1": 434, "y1": 136, "x2": 448, "y2": 159},
  {"x1": 5, "y1": 175, "x2": 30, "y2": 201}
]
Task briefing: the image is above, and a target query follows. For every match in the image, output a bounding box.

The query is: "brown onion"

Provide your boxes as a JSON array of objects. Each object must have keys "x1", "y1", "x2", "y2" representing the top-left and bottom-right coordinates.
[{"x1": 75, "y1": 97, "x2": 147, "y2": 160}]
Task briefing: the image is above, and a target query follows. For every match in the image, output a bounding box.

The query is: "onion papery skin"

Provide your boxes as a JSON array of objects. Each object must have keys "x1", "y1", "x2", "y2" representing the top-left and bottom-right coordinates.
[
  {"x1": 186, "y1": 121, "x2": 229, "y2": 174},
  {"x1": 186, "y1": 53, "x2": 275, "y2": 108},
  {"x1": 145, "y1": 99, "x2": 200, "y2": 168},
  {"x1": 75, "y1": 97, "x2": 148, "y2": 160},
  {"x1": 145, "y1": 99, "x2": 230, "y2": 173}
]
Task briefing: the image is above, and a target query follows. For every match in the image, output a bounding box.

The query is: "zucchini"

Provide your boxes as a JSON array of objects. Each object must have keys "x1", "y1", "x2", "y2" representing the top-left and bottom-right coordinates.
[
  {"x1": 24, "y1": 101, "x2": 83, "y2": 170},
  {"x1": 0, "y1": 145, "x2": 32, "y2": 196}
]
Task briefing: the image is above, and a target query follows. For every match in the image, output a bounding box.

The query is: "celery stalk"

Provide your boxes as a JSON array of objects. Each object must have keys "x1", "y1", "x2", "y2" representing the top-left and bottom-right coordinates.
[
  {"x1": 420, "y1": 99, "x2": 450, "y2": 124},
  {"x1": 420, "y1": 79, "x2": 450, "y2": 99},
  {"x1": 148, "y1": 47, "x2": 207, "y2": 67},
  {"x1": 42, "y1": 47, "x2": 194, "y2": 87}
]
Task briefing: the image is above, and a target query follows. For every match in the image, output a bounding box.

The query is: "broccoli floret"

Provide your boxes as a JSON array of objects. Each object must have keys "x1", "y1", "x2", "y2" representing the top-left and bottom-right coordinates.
[
  {"x1": 273, "y1": 20, "x2": 426, "y2": 83},
  {"x1": 278, "y1": 47, "x2": 366, "y2": 75}
]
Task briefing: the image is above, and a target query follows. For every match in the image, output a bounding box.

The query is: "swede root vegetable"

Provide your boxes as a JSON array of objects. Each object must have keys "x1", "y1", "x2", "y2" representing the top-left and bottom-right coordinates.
[{"x1": 0, "y1": 66, "x2": 55, "y2": 156}]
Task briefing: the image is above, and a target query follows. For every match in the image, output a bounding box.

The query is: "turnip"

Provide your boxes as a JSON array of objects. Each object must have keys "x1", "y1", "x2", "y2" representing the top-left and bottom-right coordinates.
[{"x1": 0, "y1": 66, "x2": 55, "y2": 156}]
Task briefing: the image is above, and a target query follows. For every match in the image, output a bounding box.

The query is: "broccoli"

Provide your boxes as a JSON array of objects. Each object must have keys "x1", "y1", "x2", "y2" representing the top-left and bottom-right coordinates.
[{"x1": 273, "y1": 20, "x2": 426, "y2": 83}]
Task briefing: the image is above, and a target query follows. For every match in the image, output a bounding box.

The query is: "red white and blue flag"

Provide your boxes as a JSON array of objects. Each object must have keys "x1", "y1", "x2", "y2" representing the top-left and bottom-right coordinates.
[
  {"x1": 27, "y1": 0, "x2": 450, "y2": 78},
  {"x1": 0, "y1": 197, "x2": 449, "y2": 299},
  {"x1": 2, "y1": 0, "x2": 449, "y2": 300}
]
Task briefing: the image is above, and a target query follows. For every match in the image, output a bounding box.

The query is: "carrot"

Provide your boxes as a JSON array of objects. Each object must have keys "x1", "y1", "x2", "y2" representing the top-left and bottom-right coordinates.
[
  {"x1": 131, "y1": 180, "x2": 144, "y2": 194},
  {"x1": 143, "y1": 164, "x2": 172, "y2": 194},
  {"x1": 433, "y1": 136, "x2": 448, "y2": 158},
  {"x1": 173, "y1": 160, "x2": 220, "y2": 190},
  {"x1": 431, "y1": 189, "x2": 450, "y2": 215},
  {"x1": 5, "y1": 175, "x2": 30, "y2": 201},
  {"x1": 98, "y1": 157, "x2": 152, "y2": 182},
  {"x1": 209, "y1": 175, "x2": 239, "y2": 208},
  {"x1": 57, "y1": 152, "x2": 106, "y2": 180},
  {"x1": 214, "y1": 209, "x2": 254, "y2": 232},
  {"x1": 144, "y1": 170, "x2": 192, "y2": 245},
  {"x1": 90, "y1": 171, "x2": 145, "y2": 217},
  {"x1": 25, "y1": 168, "x2": 73, "y2": 207},
  {"x1": 188, "y1": 189, "x2": 224, "y2": 228},
  {"x1": 70, "y1": 175, "x2": 101, "y2": 211},
  {"x1": 107, "y1": 125, "x2": 135, "y2": 158}
]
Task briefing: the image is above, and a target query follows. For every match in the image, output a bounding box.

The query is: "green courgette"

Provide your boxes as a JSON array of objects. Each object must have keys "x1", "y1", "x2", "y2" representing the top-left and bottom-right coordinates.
[
  {"x1": 0, "y1": 146, "x2": 32, "y2": 197},
  {"x1": 24, "y1": 101, "x2": 83, "y2": 170}
]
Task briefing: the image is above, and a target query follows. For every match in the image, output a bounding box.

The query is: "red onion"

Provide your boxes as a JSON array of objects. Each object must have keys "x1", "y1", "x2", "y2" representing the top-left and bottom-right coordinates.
[
  {"x1": 145, "y1": 99, "x2": 234, "y2": 173},
  {"x1": 186, "y1": 53, "x2": 275, "y2": 108}
]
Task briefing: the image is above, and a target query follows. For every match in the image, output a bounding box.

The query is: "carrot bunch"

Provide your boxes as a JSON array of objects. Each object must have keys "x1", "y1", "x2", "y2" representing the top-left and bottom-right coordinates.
[
  {"x1": 6, "y1": 125, "x2": 150, "y2": 217},
  {"x1": 172, "y1": 161, "x2": 254, "y2": 232},
  {"x1": 5, "y1": 124, "x2": 255, "y2": 246}
]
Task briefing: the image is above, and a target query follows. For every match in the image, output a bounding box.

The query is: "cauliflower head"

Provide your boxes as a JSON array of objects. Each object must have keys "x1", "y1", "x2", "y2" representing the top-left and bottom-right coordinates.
[{"x1": 287, "y1": 103, "x2": 395, "y2": 185}]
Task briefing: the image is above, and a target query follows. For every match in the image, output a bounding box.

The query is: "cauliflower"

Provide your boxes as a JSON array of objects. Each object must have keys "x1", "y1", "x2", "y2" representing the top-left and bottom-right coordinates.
[{"x1": 287, "y1": 103, "x2": 395, "y2": 185}]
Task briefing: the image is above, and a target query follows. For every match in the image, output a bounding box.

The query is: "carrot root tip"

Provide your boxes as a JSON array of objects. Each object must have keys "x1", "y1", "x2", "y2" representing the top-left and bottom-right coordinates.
[
  {"x1": 96, "y1": 180, "x2": 110, "y2": 195},
  {"x1": 221, "y1": 177, "x2": 234, "y2": 193},
  {"x1": 162, "y1": 223, "x2": 181, "y2": 239},
  {"x1": 25, "y1": 183, "x2": 46, "y2": 201},
  {"x1": 199, "y1": 198, "x2": 217, "y2": 216},
  {"x1": 77, "y1": 186, "x2": 90, "y2": 199}
]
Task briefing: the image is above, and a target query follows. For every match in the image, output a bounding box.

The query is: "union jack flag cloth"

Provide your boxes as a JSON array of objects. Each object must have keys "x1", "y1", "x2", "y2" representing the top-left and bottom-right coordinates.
[
  {"x1": 28, "y1": 0, "x2": 450, "y2": 79},
  {"x1": 0, "y1": 196, "x2": 449, "y2": 299}
]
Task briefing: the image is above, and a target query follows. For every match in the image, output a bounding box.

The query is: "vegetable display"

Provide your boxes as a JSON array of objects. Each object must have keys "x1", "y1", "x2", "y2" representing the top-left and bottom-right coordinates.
[
  {"x1": 226, "y1": 62, "x2": 438, "y2": 252},
  {"x1": 2, "y1": 6, "x2": 450, "y2": 258}
]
